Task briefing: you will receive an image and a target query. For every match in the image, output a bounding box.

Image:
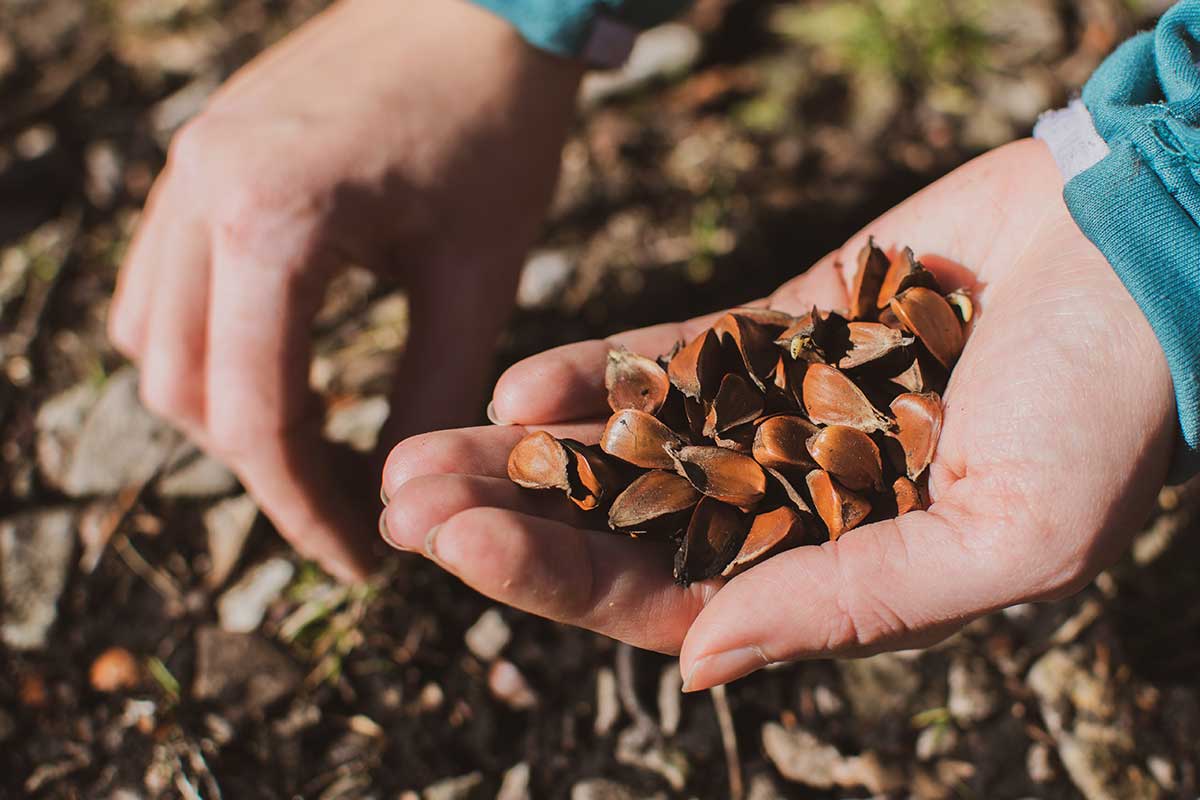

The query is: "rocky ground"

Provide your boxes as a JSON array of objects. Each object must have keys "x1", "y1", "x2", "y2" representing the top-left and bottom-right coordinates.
[{"x1": 2, "y1": 0, "x2": 1197, "y2": 798}]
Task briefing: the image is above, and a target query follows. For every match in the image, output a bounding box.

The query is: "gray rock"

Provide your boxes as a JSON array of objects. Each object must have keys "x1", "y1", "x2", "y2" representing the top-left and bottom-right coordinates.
[
  {"x1": 54, "y1": 368, "x2": 180, "y2": 497},
  {"x1": 192, "y1": 627, "x2": 301, "y2": 716},
  {"x1": 422, "y1": 772, "x2": 482, "y2": 800},
  {"x1": 323, "y1": 394, "x2": 389, "y2": 453},
  {"x1": 35, "y1": 381, "x2": 99, "y2": 488},
  {"x1": 203, "y1": 494, "x2": 258, "y2": 588},
  {"x1": 516, "y1": 250, "x2": 574, "y2": 309},
  {"x1": 581, "y1": 24, "x2": 702, "y2": 106},
  {"x1": 157, "y1": 447, "x2": 238, "y2": 499},
  {"x1": 464, "y1": 608, "x2": 510, "y2": 662},
  {"x1": 496, "y1": 762, "x2": 531, "y2": 800},
  {"x1": 217, "y1": 558, "x2": 294, "y2": 633},
  {"x1": 762, "y1": 723, "x2": 904, "y2": 794},
  {"x1": 947, "y1": 654, "x2": 1000, "y2": 724},
  {"x1": 837, "y1": 652, "x2": 922, "y2": 723},
  {"x1": 1, "y1": 509, "x2": 75, "y2": 650}
]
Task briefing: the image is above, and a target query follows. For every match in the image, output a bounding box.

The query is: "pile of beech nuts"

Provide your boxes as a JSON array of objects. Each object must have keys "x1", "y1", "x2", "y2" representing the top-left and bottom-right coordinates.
[{"x1": 507, "y1": 239, "x2": 971, "y2": 586}]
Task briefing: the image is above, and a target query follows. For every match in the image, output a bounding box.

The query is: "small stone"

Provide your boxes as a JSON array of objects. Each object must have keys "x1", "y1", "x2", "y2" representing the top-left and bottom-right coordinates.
[
  {"x1": 203, "y1": 494, "x2": 258, "y2": 588},
  {"x1": 594, "y1": 667, "x2": 620, "y2": 736},
  {"x1": 58, "y1": 368, "x2": 180, "y2": 497},
  {"x1": 1, "y1": 509, "x2": 75, "y2": 650},
  {"x1": 947, "y1": 654, "x2": 1000, "y2": 724},
  {"x1": 812, "y1": 684, "x2": 845, "y2": 716},
  {"x1": 217, "y1": 557, "x2": 294, "y2": 633},
  {"x1": 418, "y1": 682, "x2": 444, "y2": 713},
  {"x1": 496, "y1": 762, "x2": 531, "y2": 800},
  {"x1": 916, "y1": 724, "x2": 958, "y2": 761},
  {"x1": 323, "y1": 394, "x2": 390, "y2": 452},
  {"x1": 84, "y1": 141, "x2": 122, "y2": 208},
  {"x1": 1146, "y1": 756, "x2": 1175, "y2": 790},
  {"x1": 657, "y1": 664, "x2": 683, "y2": 735},
  {"x1": 89, "y1": 646, "x2": 141, "y2": 692},
  {"x1": 35, "y1": 382, "x2": 99, "y2": 488},
  {"x1": 614, "y1": 725, "x2": 688, "y2": 790},
  {"x1": 488, "y1": 660, "x2": 538, "y2": 711},
  {"x1": 762, "y1": 724, "x2": 839, "y2": 789},
  {"x1": 1027, "y1": 742, "x2": 1055, "y2": 783},
  {"x1": 464, "y1": 608, "x2": 510, "y2": 662},
  {"x1": 570, "y1": 778, "x2": 644, "y2": 800},
  {"x1": 192, "y1": 627, "x2": 300, "y2": 716},
  {"x1": 837, "y1": 652, "x2": 921, "y2": 723},
  {"x1": 422, "y1": 772, "x2": 483, "y2": 800},
  {"x1": 157, "y1": 447, "x2": 238, "y2": 499},
  {"x1": 516, "y1": 250, "x2": 574, "y2": 309}
]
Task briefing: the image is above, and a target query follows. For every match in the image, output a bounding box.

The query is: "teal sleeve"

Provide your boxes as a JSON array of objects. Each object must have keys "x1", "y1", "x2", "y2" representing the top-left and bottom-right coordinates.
[
  {"x1": 1068, "y1": 1, "x2": 1200, "y2": 477},
  {"x1": 471, "y1": 0, "x2": 693, "y2": 60}
]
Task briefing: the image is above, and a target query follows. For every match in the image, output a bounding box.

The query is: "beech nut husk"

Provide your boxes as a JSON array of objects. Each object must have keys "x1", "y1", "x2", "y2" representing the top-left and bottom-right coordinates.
[{"x1": 507, "y1": 236, "x2": 964, "y2": 583}]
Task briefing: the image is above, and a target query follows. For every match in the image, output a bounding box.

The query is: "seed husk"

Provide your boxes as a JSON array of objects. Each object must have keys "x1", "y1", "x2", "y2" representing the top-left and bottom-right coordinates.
[
  {"x1": 507, "y1": 431, "x2": 572, "y2": 491},
  {"x1": 606, "y1": 349, "x2": 670, "y2": 415},
  {"x1": 876, "y1": 247, "x2": 939, "y2": 309},
  {"x1": 945, "y1": 288, "x2": 973, "y2": 324},
  {"x1": 890, "y1": 357, "x2": 927, "y2": 393},
  {"x1": 561, "y1": 440, "x2": 622, "y2": 511},
  {"x1": 673, "y1": 497, "x2": 747, "y2": 586},
  {"x1": 753, "y1": 415, "x2": 819, "y2": 471},
  {"x1": 727, "y1": 307, "x2": 796, "y2": 331},
  {"x1": 601, "y1": 409, "x2": 682, "y2": 470},
  {"x1": 889, "y1": 287, "x2": 964, "y2": 369},
  {"x1": 806, "y1": 469, "x2": 871, "y2": 541},
  {"x1": 802, "y1": 363, "x2": 891, "y2": 432},
  {"x1": 722, "y1": 506, "x2": 806, "y2": 577},
  {"x1": 712, "y1": 312, "x2": 778, "y2": 390},
  {"x1": 849, "y1": 238, "x2": 889, "y2": 321},
  {"x1": 609, "y1": 470, "x2": 701, "y2": 531},
  {"x1": 838, "y1": 322, "x2": 914, "y2": 370},
  {"x1": 668, "y1": 444, "x2": 768, "y2": 510},
  {"x1": 712, "y1": 423, "x2": 757, "y2": 454},
  {"x1": 806, "y1": 425, "x2": 884, "y2": 492},
  {"x1": 890, "y1": 392, "x2": 943, "y2": 480},
  {"x1": 668, "y1": 328, "x2": 723, "y2": 400},
  {"x1": 893, "y1": 476, "x2": 927, "y2": 514},
  {"x1": 764, "y1": 467, "x2": 813, "y2": 514},
  {"x1": 704, "y1": 373, "x2": 764, "y2": 436}
]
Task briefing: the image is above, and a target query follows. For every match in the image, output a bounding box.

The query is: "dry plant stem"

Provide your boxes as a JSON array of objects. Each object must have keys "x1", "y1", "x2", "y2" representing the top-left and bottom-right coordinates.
[
  {"x1": 710, "y1": 683, "x2": 745, "y2": 800},
  {"x1": 506, "y1": 238, "x2": 967, "y2": 583}
]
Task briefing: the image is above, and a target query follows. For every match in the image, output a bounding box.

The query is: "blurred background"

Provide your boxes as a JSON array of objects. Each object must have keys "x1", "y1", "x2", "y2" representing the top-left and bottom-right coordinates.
[{"x1": 2, "y1": 0, "x2": 1199, "y2": 797}]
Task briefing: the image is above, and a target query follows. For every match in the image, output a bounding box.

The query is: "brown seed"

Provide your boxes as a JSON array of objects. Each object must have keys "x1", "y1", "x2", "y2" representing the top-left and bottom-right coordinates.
[
  {"x1": 712, "y1": 423, "x2": 757, "y2": 453},
  {"x1": 90, "y1": 646, "x2": 141, "y2": 693},
  {"x1": 776, "y1": 307, "x2": 847, "y2": 362},
  {"x1": 802, "y1": 363, "x2": 891, "y2": 432},
  {"x1": 668, "y1": 444, "x2": 767, "y2": 509},
  {"x1": 876, "y1": 247, "x2": 939, "y2": 309},
  {"x1": 722, "y1": 506, "x2": 806, "y2": 577},
  {"x1": 893, "y1": 476, "x2": 927, "y2": 514},
  {"x1": 889, "y1": 287, "x2": 964, "y2": 369},
  {"x1": 683, "y1": 396, "x2": 708, "y2": 441},
  {"x1": 601, "y1": 409, "x2": 682, "y2": 470},
  {"x1": 838, "y1": 322, "x2": 914, "y2": 370},
  {"x1": 712, "y1": 312, "x2": 778, "y2": 389},
  {"x1": 674, "y1": 497, "x2": 747, "y2": 585},
  {"x1": 609, "y1": 470, "x2": 701, "y2": 531},
  {"x1": 561, "y1": 440, "x2": 622, "y2": 511},
  {"x1": 507, "y1": 431, "x2": 571, "y2": 491},
  {"x1": 668, "y1": 328, "x2": 723, "y2": 400},
  {"x1": 727, "y1": 306, "x2": 796, "y2": 331},
  {"x1": 704, "y1": 373, "x2": 764, "y2": 436},
  {"x1": 849, "y1": 238, "x2": 890, "y2": 321},
  {"x1": 606, "y1": 349, "x2": 670, "y2": 415},
  {"x1": 753, "y1": 415, "x2": 819, "y2": 471},
  {"x1": 806, "y1": 425, "x2": 884, "y2": 492},
  {"x1": 806, "y1": 469, "x2": 871, "y2": 541},
  {"x1": 890, "y1": 357, "x2": 927, "y2": 393},
  {"x1": 945, "y1": 288, "x2": 973, "y2": 324},
  {"x1": 890, "y1": 392, "x2": 943, "y2": 480}
]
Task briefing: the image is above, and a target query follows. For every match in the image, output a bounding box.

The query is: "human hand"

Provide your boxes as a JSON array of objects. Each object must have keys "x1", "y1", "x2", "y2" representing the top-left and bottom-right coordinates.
[
  {"x1": 108, "y1": 0, "x2": 582, "y2": 581},
  {"x1": 379, "y1": 139, "x2": 1176, "y2": 689}
]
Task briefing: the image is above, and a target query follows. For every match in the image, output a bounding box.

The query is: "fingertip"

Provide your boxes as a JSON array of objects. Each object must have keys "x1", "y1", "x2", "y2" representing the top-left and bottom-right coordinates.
[{"x1": 491, "y1": 340, "x2": 610, "y2": 424}]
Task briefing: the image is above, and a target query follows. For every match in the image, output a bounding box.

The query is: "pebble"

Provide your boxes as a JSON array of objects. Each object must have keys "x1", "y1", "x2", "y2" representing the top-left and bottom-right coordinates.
[
  {"x1": 947, "y1": 654, "x2": 1000, "y2": 724},
  {"x1": 762, "y1": 722, "x2": 903, "y2": 794},
  {"x1": 496, "y1": 762, "x2": 531, "y2": 800},
  {"x1": 1, "y1": 508, "x2": 75, "y2": 650},
  {"x1": 217, "y1": 557, "x2": 294, "y2": 633},
  {"x1": 487, "y1": 660, "x2": 538, "y2": 711},
  {"x1": 192, "y1": 627, "x2": 301, "y2": 717},
  {"x1": 464, "y1": 608, "x2": 510, "y2": 662},
  {"x1": 157, "y1": 446, "x2": 238, "y2": 499},
  {"x1": 516, "y1": 250, "x2": 574, "y2": 309},
  {"x1": 203, "y1": 494, "x2": 258, "y2": 588}
]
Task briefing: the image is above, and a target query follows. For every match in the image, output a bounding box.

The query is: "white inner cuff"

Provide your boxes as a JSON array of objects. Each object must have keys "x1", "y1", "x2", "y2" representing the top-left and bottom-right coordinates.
[{"x1": 1033, "y1": 98, "x2": 1111, "y2": 181}]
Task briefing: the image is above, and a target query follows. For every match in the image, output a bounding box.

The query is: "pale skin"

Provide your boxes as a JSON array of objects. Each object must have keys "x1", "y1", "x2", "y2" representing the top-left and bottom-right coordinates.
[
  {"x1": 380, "y1": 139, "x2": 1177, "y2": 691},
  {"x1": 108, "y1": 0, "x2": 1177, "y2": 689}
]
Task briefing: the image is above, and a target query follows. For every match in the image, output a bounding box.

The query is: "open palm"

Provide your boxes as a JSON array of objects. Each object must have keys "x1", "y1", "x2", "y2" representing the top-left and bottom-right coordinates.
[{"x1": 380, "y1": 139, "x2": 1175, "y2": 691}]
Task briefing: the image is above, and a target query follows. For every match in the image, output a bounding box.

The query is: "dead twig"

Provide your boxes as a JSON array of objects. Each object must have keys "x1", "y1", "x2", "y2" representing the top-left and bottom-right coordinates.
[{"x1": 710, "y1": 683, "x2": 744, "y2": 800}]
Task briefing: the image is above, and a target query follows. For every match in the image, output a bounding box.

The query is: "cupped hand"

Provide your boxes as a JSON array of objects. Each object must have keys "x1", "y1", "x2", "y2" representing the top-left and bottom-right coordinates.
[
  {"x1": 107, "y1": 0, "x2": 582, "y2": 581},
  {"x1": 380, "y1": 139, "x2": 1176, "y2": 689}
]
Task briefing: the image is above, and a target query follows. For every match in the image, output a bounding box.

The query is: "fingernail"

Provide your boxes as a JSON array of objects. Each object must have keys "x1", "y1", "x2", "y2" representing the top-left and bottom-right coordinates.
[
  {"x1": 681, "y1": 645, "x2": 770, "y2": 692},
  {"x1": 380, "y1": 483, "x2": 389, "y2": 506},
  {"x1": 424, "y1": 524, "x2": 445, "y2": 566},
  {"x1": 378, "y1": 508, "x2": 394, "y2": 544},
  {"x1": 486, "y1": 401, "x2": 504, "y2": 425}
]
